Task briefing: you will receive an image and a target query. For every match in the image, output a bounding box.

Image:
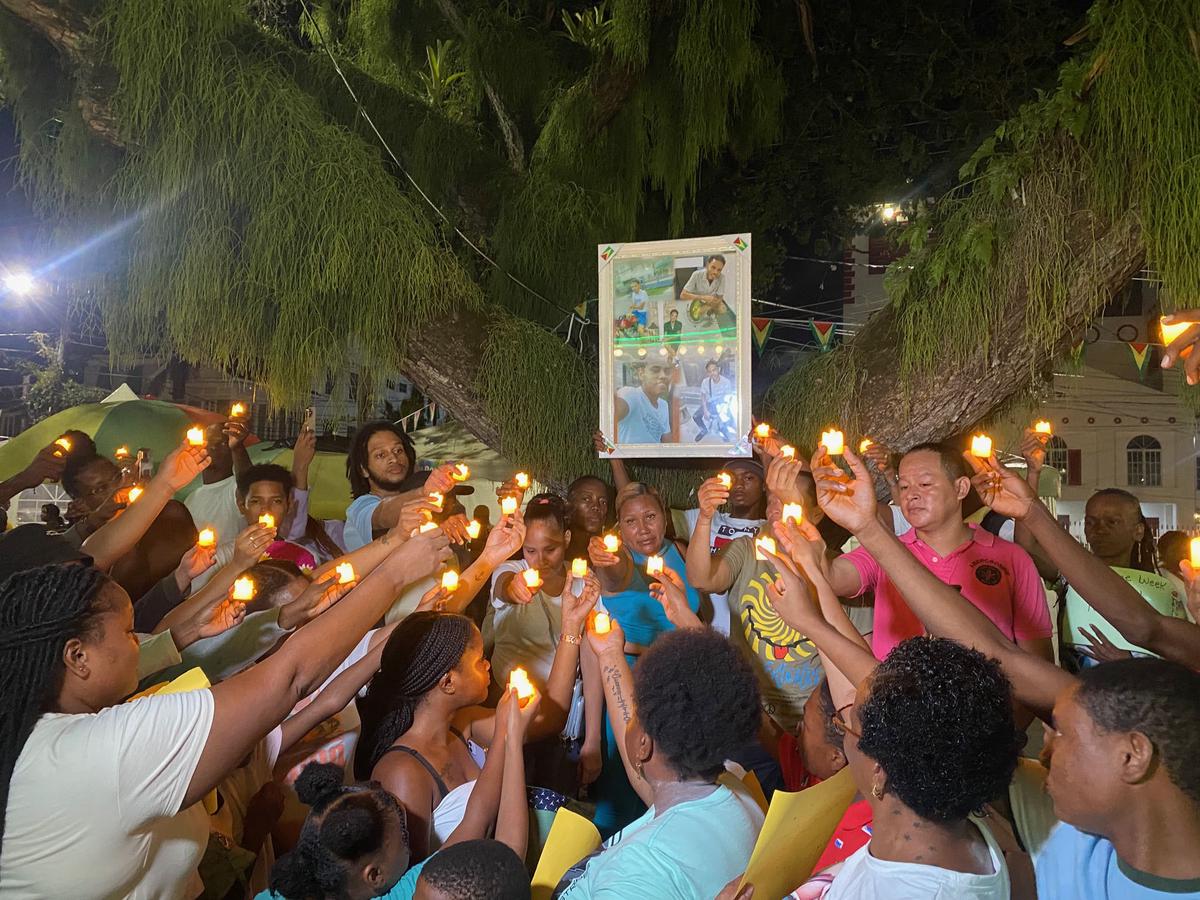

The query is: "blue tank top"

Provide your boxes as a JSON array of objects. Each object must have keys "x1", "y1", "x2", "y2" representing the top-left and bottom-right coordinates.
[{"x1": 603, "y1": 541, "x2": 700, "y2": 647}]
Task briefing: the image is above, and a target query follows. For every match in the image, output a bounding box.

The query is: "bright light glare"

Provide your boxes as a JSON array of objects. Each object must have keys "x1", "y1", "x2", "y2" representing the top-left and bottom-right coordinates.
[
  {"x1": 881, "y1": 206, "x2": 897, "y2": 221},
  {"x1": 3, "y1": 271, "x2": 35, "y2": 295}
]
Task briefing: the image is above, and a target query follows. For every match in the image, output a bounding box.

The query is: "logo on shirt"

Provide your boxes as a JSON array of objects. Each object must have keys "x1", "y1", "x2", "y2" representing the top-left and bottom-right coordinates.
[
  {"x1": 738, "y1": 573, "x2": 816, "y2": 663},
  {"x1": 974, "y1": 563, "x2": 1002, "y2": 586}
]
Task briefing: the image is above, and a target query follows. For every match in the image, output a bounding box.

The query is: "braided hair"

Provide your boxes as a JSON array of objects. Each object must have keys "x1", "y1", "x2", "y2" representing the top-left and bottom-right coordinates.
[
  {"x1": 353, "y1": 612, "x2": 474, "y2": 779},
  {"x1": 1091, "y1": 488, "x2": 1159, "y2": 573},
  {"x1": 269, "y1": 762, "x2": 408, "y2": 899},
  {"x1": 0, "y1": 563, "x2": 111, "y2": 852}
]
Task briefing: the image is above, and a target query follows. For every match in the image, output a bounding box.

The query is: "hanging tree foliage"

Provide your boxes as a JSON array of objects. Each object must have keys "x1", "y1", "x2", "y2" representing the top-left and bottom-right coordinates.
[{"x1": 0, "y1": 0, "x2": 1194, "y2": 495}]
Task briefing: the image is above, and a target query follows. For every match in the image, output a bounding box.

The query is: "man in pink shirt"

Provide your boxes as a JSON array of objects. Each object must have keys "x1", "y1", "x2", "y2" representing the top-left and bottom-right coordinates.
[{"x1": 824, "y1": 442, "x2": 1053, "y2": 663}]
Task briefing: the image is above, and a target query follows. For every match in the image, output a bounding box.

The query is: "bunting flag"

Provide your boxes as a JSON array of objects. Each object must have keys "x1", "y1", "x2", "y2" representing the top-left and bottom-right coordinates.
[
  {"x1": 751, "y1": 317, "x2": 774, "y2": 355},
  {"x1": 1128, "y1": 341, "x2": 1151, "y2": 377},
  {"x1": 733, "y1": 235, "x2": 749, "y2": 252},
  {"x1": 575, "y1": 300, "x2": 588, "y2": 318},
  {"x1": 810, "y1": 320, "x2": 836, "y2": 352}
]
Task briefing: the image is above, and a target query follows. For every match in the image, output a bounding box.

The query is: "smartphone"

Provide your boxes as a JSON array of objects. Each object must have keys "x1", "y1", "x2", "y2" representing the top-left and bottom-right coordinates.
[{"x1": 303, "y1": 406, "x2": 316, "y2": 433}]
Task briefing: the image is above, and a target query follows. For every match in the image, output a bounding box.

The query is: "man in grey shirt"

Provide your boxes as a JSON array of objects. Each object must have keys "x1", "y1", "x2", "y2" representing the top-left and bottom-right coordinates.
[{"x1": 680, "y1": 254, "x2": 735, "y2": 336}]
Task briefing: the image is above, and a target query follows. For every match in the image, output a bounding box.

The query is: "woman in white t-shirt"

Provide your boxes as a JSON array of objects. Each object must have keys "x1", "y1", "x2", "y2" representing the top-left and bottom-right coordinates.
[{"x1": 0, "y1": 486, "x2": 452, "y2": 900}]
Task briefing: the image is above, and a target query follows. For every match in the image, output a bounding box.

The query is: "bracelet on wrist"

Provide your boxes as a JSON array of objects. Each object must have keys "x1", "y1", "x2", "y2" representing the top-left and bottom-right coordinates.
[{"x1": 560, "y1": 632, "x2": 581, "y2": 646}]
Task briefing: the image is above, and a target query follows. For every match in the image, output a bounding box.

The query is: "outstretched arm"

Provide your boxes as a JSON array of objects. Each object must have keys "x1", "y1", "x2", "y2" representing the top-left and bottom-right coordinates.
[{"x1": 588, "y1": 620, "x2": 654, "y2": 806}]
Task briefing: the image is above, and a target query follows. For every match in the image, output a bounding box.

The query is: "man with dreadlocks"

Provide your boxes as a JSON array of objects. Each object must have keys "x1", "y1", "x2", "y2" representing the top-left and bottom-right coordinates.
[{"x1": 0, "y1": 480, "x2": 452, "y2": 899}]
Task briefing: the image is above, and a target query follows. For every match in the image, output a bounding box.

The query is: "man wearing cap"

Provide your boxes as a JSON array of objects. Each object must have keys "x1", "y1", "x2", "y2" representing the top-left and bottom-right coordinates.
[{"x1": 678, "y1": 457, "x2": 766, "y2": 635}]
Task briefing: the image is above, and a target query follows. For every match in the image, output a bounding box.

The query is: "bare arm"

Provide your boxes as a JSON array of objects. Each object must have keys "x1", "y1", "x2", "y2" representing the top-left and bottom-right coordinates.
[
  {"x1": 440, "y1": 513, "x2": 526, "y2": 615},
  {"x1": 579, "y1": 640, "x2": 604, "y2": 784},
  {"x1": 587, "y1": 536, "x2": 634, "y2": 595},
  {"x1": 684, "y1": 479, "x2": 736, "y2": 593},
  {"x1": 83, "y1": 444, "x2": 210, "y2": 570},
  {"x1": 590, "y1": 625, "x2": 654, "y2": 806},
  {"x1": 182, "y1": 529, "x2": 453, "y2": 808},
  {"x1": 494, "y1": 692, "x2": 535, "y2": 861},
  {"x1": 593, "y1": 431, "x2": 630, "y2": 490},
  {"x1": 0, "y1": 443, "x2": 65, "y2": 508}
]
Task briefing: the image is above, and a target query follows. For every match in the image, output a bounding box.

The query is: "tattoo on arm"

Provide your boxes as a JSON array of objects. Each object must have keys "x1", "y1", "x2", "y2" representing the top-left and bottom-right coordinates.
[{"x1": 603, "y1": 664, "x2": 632, "y2": 724}]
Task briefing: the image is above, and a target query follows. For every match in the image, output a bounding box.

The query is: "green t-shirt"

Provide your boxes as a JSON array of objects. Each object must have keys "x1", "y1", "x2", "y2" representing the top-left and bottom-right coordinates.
[
  {"x1": 1063, "y1": 566, "x2": 1184, "y2": 656},
  {"x1": 716, "y1": 536, "x2": 827, "y2": 730}
]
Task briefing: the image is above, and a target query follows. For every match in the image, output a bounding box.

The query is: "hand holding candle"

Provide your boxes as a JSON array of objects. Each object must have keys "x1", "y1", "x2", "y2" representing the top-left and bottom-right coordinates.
[
  {"x1": 781, "y1": 503, "x2": 803, "y2": 525},
  {"x1": 514, "y1": 472, "x2": 531, "y2": 490},
  {"x1": 232, "y1": 577, "x2": 256, "y2": 601},
  {"x1": 197, "y1": 528, "x2": 217, "y2": 549},
  {"x1": 501, "y1": 496, "x2": 518, "y2": 517},
  {"x1": 821, "y1": 429, "x2": 845, "y2": 456},
  {"x1": 523, "y1": 568, "x2": 543, "y2": 591},
  {"x1": 508, "y1": 666, "x2": 536, "y2": 703},
  {"x1": 186, "y1": 426, "x2": 206, "y2": 447},
  {"x1": 970, "y1": 434, "x2": 993, "y2": 458},
  {"x1": 451, "y1": 463, "x2": 470, "y2": 482},
  {"x1": 859, "y1": 438, "x2": 873, "y2": 454},
  {"x1": 1034, "y1": 420, "x2": 1052, "y2": 435},
  {"x1": 755, "y1": 536, "x2": 777, "y2": 561},
  {"x1": 466, "y1": 519, "x2": 482, "y2": 540},
  {"x1": 258, "y1": 513, "x2": 276, "y2": 530},
  {"x1": 230, "y1": 402, "x2": 246, "y2": 417},
  {"x1": 592, "y1": 612, "x2": 612, "y2": 635},
  {"x1": 602, "y1": 533, "x2": 620, "y2": 554},
  {"x1": 335, "y1": 562, "x2": 356, "y2": 584}
]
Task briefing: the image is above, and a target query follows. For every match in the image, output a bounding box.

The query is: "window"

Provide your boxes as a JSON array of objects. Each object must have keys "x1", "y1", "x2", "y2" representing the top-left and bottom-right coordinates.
[
  {"x1": 1045, "y1": 436, "x2": 1068, "y2": 473},
  {"x1": 1126, "y1": 435, "x2": 1162, "y2": 487}
]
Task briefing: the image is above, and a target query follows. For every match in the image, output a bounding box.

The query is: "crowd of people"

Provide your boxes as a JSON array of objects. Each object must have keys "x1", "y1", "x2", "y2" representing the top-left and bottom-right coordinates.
[{"x1": 0, "y1": 411, "x2": 1199, "y2": 899}]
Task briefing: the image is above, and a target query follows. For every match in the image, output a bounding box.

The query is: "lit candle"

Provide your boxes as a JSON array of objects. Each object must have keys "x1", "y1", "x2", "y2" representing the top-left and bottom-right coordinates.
[
  {"x1": 336, "y1": 562, "x2": 356, "y2": 584},
  {"x1": 755, "y1": 536, "x2": 777, "y2": 561},
  {"x1": 593, "y1": 612, "x2": 612, "y2": 635},
  {"x1": 1161, "y1": 317, "x2": 1192, "y2": 345},
  {"x1": 1034, "y1": 420, "x2": 1052, "y2": 435},
  {"x1": 602, "y1": 533, "x2": 620, "y2": 553},
  {"x1": 419, "y1": 521, "x2": 440, "y2": 534},
  {"x1": 508, "y1": 666, "x2": 536, "y2": 701},
  {"x1": 1191, "y1": 536, "x2": 1200, "y2": 568},
  {"x1": 821, "y1": 430, "x2": 845, "y2": 456},
  {"x1": 197, "y1": 528, "x2": 217, "y2": 549},
  {"x1": 54, "y1": 437, "x2": 72, "y2": 452},
  {"x1": 780, "y1": 445, "x2": 797, "y2": 459},
  {"x1": 442, "y1": 570, "x2": 460, "y2": 592},
  {"x1": 646, "y1": 555, "x2": 664, "y2": 577},
  {"x1": 859, "y1": 438, "x2": 873, "y2": 454},
  {"x1": 523, "y1": 569, "x2": 543, "y2": 590},
  {"x1": 186, "y1": 426, "x2": 206, "y2": 447},
  {"x1": 115, "y1": 446, "x2": 129, "y2": 460},
  {"x1": 514, "y1": 472, "x2": 531, "y2": 490},
  {"x1": 466, "y1": 519, "x2": 482, "y2": 540},
  {"x1": 501, "y1": 496, "x2": 518, "y2": 516},
  {"x1": 754, "y1": 423, "x2": 771, "y2": 440},
  {"x1": 230, "y1": 402, "x2": 246, "y2": 417},
  {"x1": 717, "y1": 472, "x2": 732, "y2": 489},
  {"x1": 970, "y1": 434, "x2": 993, "y2": 458},
  {"x1": 258, "y1": 513, "x2": 276, "y2": 530},
  {"x1": 452, "y1": 463, "x2": 470, "y2": 482},
  {"x1": 429, "y1": 492, "x2": 444, "y2": 510},
  {"x1": 127, "y1": 485, "x2": 144, "y2": 503},
  {"x1": 782, "y1": 503, "x2": 803, "y2": 525},
  {"x1": 232, "y1": 577, "x2": 255, "y2": 601},
  {"x1": 571, "y1": 558, "x2": 588, "y2": 579}
]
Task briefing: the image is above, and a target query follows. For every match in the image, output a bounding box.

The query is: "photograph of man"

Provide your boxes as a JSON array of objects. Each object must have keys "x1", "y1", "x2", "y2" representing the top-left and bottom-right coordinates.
[
  {"x1": 694, "y1": 359, "x2": 737, "y2": 442},
  {"x1": 679, "y1": 254, "x2": 735, "y2": 337},
  {"x1": 664, "y1": 307, "x2": 683, "y2": 355},
  {"x1": 629, "y1": 278, "x2": 650, "y2": 327},
  {"x1": 614, "y1": 360, "x2": 682, "y2": 444}
]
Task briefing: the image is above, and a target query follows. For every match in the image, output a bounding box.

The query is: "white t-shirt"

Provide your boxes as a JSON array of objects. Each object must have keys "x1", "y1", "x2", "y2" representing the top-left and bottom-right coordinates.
[
  {"x1": 825, "y1": 815, "x2": 1010, "y2": 899},
  {"x1": 184, "y1": 476, "x2": 245, "y2": 543},
  {"x1": 486, "y1": 560, "x2": 568, "y2": 683},
  {"x1": 616, "y1": 386, "x2": 670, "y2": 444},
  {"x1": 1, "y1": 689, "x2": 216, "y2": 899},
  {"x1": 682, "y1": 508, "x2": 765, "y2": 635}
]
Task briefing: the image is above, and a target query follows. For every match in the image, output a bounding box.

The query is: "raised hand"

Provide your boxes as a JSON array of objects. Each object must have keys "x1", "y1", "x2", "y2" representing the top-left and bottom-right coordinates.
[
  {"x1": 587, "y1": 534, "x2": 623, "y2": 570},
  {"x1": 762, "y1": 544, "x2": 824, "y2": 636},
  {"x1": 593, "y1": 430, "x2": 614, "y2": 455},
  {"x1": 416, "y1": 582, "x2": 450, "y2": 613},
  {"x1": 1076, "y1": 624, "x2": 1133, "y2": 663},
  {"x1": 810, "y1": 445, "x2": 876, "y2": 534},
  {"x1": 562, "y1": 573, "x2": 601, "y2": 638},
  {"x1": 483, "y1": 508, "x2": 526, "y2": 563},
  {"x1": 233, "y1": 522, "x2": 276, "y2": 567},
  {"x1": 585, "y1": 613, "x2": 626, "y2": 658},
  {"x1": 504, "y1": 568, "x2": 536, "y2": 605},
  {"x1": 18, "y1": 443, "x2": 67, "y2": 489},
  {"x1": 197, "y1": 595, "x2": 247, "y2": 639},
  {"x1": 278, "y1": 572, "x2": 354, "y2": 629},
  {"x1": 697, "y1": 476, "x2": 730, "y2": 517},
  {"x1": 157, "y1": 443, "x2": 212, "y2": 491},
  {"x1": 1160, "y1": 310, "x2": 1200, "y2": 384},
  {"x1": 292, "y1": 426, "x2": 317, "y2": 473},
  {"x1": 962, "y1": 452, "x2": 1038, "y2": 521},
  {"x1": 423, "y1": 464, "x2": 458, "y2": 496},
  {"x1": 863, "y1": 442, "x2": 896, "y2": 482},
  {"x1": 223, "y1": 418, "x2": 249, "y2": 450},
  {"x1": 765, "y1": 454, "x2": 807, "y2": 505},
  {"x1": 649, "y1": 565, "x2": 703, "y2": 629},
  {"x1": 399, "y1": 495, "x2": 441, "y2": 535},
  {"x1": 772, "y1": 518, "x2": 829, "y2": 583},
  {"x1": 1020, "y1": 427, "x2": 1049, "y2": 473},
  {"x1": 386, "y1": 525, "x2": 453, "y2": 583},
  {"x1": 440, "y1": 513, "x2": 472, "y2": 546},
  {"x1": 176, "y1": 544, "x2": 217, "y2": 587}
]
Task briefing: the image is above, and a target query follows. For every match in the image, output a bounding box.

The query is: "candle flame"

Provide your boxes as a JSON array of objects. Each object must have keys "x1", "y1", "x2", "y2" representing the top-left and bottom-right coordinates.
[
  {"x1": 514, "y1": 472, "x2": 531, "y2": 489},
  {"x1": 859, "y1": 438, "x2": 873, "y2": 454},
  {"x1": 717, "y1": 472, "x2": 732, "y2": 489},
  {"x1": 127, "y1": 485, "x2": 144, "y2": 503},
  {"x1": 186, "y1": 426, "x2": 206, "y2": 447},
  {"x1": 755, "y1": 536, "x2": 777, "y2": 561},
  {"x1": 466, "y1": 519, "x2": 482, "y2": 540},
  {"x1": 508, "y1": 666, "x2": 535, "y2": 701},
  {"x1": 197, "y1": 528, "x2": 217, "y2": 548},
  {"x1": 646, "y1": 555, "x2": 664, "y2": 576},
  {"x1": 1034, "y1": 420, "x2": 1052, "y2": 435},
  {"x1": 232, "y1": 577, "x2": 255, "y2": 601},
  {"x1": 452, "y1": 463, "x2": 470, "y2": 481},
  {"x1": 754, "y1": 423, "x2": 771, "y2": 439},
  {"x1": 258, "y1": 513, "x2": 276, "y2": 529},
  {"x1": 230, "y1": 402, "x2": 246, "y2": 417},
  {"x1": 970, "y1": 434, "x2": 993, "y2": 458},
  {"x1": 602, "y1": 534, "x2": 620, "y2": 553},
  {"x1": 501, "y1": 496, "x2": 518, "y2": 516},
  {"x1": 782, "y1": 503, "x2": 803, "y2": 525},
  {"x1": 571, "y1": 558, "x2": 588, "y2": 579},
  {"x1": 523, "y1": 569, "x2": 543, "y2": 590},
  {"x1": 442, "y1": 570, "x2": 460, "y2": 591},
  {"x1": 336, "y1": 562, "x2": 356, "y2": 584},
  {"x1": 820, "y1": 430, "x2": 845, "y2": 456},
  {"x1": 593, "y1": 612, "x2": 612, "y2": 635}
]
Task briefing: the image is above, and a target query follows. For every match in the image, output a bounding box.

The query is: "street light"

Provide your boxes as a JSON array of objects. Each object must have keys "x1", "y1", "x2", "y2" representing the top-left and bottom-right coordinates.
[{"x1": 3, "y1": 271, "x2": 36, "y2": 296}]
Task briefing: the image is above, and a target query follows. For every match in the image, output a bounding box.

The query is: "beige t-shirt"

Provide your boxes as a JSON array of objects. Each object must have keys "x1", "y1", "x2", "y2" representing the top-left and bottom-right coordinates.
[{"x1": 0, "y1": 689, "x2": 216, "y2": 899}]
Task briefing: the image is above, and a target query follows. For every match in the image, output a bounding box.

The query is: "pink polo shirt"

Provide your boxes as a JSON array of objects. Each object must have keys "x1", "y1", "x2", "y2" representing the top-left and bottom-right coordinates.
[{"x1": 844, "y1": 524, "x2": 1051, "y2": 659}]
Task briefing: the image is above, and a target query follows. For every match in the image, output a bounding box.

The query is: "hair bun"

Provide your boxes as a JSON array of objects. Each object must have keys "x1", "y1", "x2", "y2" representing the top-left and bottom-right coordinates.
[{"x1": 295, "y1": 762, "x2": 346, "y2": 806}]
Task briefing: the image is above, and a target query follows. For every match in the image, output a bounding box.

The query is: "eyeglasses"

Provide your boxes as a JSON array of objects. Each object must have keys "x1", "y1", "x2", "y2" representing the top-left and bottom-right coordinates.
[{"x1": 830, "y1": 702, "x2": 860, "y2": 739}]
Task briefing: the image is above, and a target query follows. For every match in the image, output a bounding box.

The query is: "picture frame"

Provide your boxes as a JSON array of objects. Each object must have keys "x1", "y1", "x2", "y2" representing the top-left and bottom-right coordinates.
[{"x1": 598, "y1": 234, "x2": 753, "y2": 459}]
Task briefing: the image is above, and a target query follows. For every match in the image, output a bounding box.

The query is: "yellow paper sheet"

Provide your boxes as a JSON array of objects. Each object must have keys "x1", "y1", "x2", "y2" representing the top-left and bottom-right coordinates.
[
  {"x1": 741, "y1": 769, "x2": 769, "y2": 814},
  {"x1": 531, "y1": 807, "x2": 601, "y2": 900},
  {"x1": 739, "y1": 767, "x2": 857, "y2": 898}
]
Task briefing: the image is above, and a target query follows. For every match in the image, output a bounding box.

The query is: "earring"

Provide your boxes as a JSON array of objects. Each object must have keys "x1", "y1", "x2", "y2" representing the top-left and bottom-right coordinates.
[
  {"x1": 635, "y1": 760, "x2": 645, "y2": 779},
  {"x1": 871, "y1": 783, "x2": 884, "y2": 800}
]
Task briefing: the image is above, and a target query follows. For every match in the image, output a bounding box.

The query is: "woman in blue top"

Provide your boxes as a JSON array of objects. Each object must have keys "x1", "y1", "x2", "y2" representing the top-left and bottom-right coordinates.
[{"x1": 586, "y1": 482, "x2": 700, "y2": 833}]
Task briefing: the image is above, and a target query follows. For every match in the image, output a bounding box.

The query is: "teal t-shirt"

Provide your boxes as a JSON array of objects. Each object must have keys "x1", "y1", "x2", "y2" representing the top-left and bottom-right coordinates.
[
  {"x1": 1036, "y1": 823, "x2": 1200, "y2": 899},
  {"x1": 558, "y1": 778, "x2": 764, "y2": 899},
  {"x1": 256, "y1": 858, "x2": 426, "y2": 900}
]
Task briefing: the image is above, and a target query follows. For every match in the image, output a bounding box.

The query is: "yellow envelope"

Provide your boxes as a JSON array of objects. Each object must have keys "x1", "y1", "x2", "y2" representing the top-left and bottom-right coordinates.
[
  {"x1": 126, "y1": 668, "x2": 218, "y2": 813},
  {"x1": 739, "y1": 767, "x2": 857, "y2": 898},
  {"x1": 531, "y1": 807, "x2": 602, "y2": 900}
]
